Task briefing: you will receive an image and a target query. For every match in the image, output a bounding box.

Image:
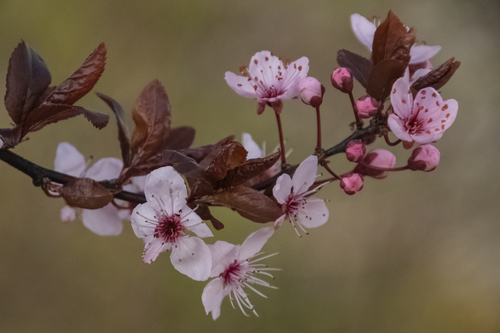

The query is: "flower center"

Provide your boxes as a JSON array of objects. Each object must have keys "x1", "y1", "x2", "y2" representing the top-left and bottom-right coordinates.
[
  {"x1": 154, "y1": 214, "x2": 184, "y2": 243},
  {"x1": 221, "y1": 260, "x2": 246, "y2": 287},
  {"x1": 262, "y1": 85, "x2": 283, "y2": 99},
  {"x1": 405, "y1": 117, "x2": 424, "y2": 135}
]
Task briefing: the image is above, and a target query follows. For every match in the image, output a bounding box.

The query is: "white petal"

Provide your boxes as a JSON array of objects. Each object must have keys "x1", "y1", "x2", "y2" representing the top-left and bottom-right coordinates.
[
  {"x1": 54, "y1": 142, "x2": 86, "y2": 177},
  {"x1": 297, "y1": 197, "x2": 329, "y2": 229},
  {"x1": 273, "y1": 174, "x2": 293, "y2": 204},
  {"x1": 390, "y1": 76, "x2": 413, "y2": 119},
  {"x1": 409, "y1": 45, "x2": 441, "y2": 64},
  {"x1": 183, "y1": 208, "x2": 213, "y2": 238},
  {"x1": 242, "y1": 133, "x2": 263, "y2": 159},
  {"x1": 171, "y1": 236, "x2": 212, "y2": 281},
  {"x1": 132, "y1": 175, "x2": 147, "y2": 192},
  {"x1": 130, "y1": 202, "x2": 159, "y2": 238},
  {"x1": 281, "y1": 57, "x2": 309, "y2": 100},
  {"x1": 224, "y1": 72, "x2": 258, "y2": 98},
  {"x1": 351, "y1": 13, "x2": 377, "y2": 51},
  {"x1": 202, "y1": 278, "x2": 229, "y2": 320},
  {"x1": 387, "y1": 114, "x2": 412, "y2": 142},
  {"x1": 412, "y1": 68, "x2": 432, "y2": 82},
  {"x1": 142, "y1": 239, "x2": 170, "y2": 264},
  {"x1": 144, "y1": 166, "x2": 188, "y2": 216},
  {"x1": 208, "y1": 241, "x2": 239, "y2": 277},
  {"x1": 292, "y1": 155, "x2": 318, "y2": 195},
  {"x1": 81, "y1": 204, "x2": 123, "y2": 236},
  {"x1": 238, "y1": 227, "x2": 274, "y2": 261},
  {"x1": 85, "y1": 157, "x2": 123, "y2": 181},
  {"x1": 60, "y1": 206, "x2": 76, "y2": 222}
]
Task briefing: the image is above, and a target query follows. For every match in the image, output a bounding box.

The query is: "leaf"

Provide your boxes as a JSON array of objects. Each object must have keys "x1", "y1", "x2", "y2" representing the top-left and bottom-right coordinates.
[
  {"x1": 192, "y1": 202, "x2": 224, "y2": 230},
  {"x1": 200, "y1": 142, "x2": 248, "y2": 183},
  {"x1": 4, "y1": 41, "x2": 52, "y2": 124},
  {"x1": 366, "y1": 58, "x2": 406, "y2": 102},
  {"x1": 337, "y1": 49, "x2": 372, "y2": 88},
  {"x1": 177, "y1": 135, "x2": 234, "y2": 163},
  {"x1": 59, "y1": 177, "x2": 114, "y2": 209},
  {"x1": 203, "y1": 186, "x2": 283, "y2": 223},
  {"x1": 42, "y1": 43, "x2": 107, "y2": 106},
  {"x1": 411, "y1": 58, "x2": 461, "y2": 92},
  {"x1": 96, "y1": 92, "x2": 131, "y2": 166},
  {"x1": 162, "y1": 126, "x2": 196, "y2": 150},
  {"x1": 130, "y1": 80, "x2": 171, "y2": 165}
]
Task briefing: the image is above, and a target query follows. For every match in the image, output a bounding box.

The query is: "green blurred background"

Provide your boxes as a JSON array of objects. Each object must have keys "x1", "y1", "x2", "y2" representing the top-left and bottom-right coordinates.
[{"x1": 1, "y1": 0, "x2": 499, "y2": 332}]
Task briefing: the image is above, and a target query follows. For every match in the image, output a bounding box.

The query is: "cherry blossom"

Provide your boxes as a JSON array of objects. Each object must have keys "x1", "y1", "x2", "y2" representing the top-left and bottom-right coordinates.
[
  {"x1": 202, "y1": 227, "x2": 279, "y2": 320},
  {"x1": 388, "y1": 70, "x2": 458, "y2": 144},
  {"x1": 350, "y1": 13, "x2": 441, "y2": 65},
  {"x1": 340, "y1": 174, "x2": 364, "y2": 195},
  {"x1": 357, "y1": 95, "x2": 380, "y2": 118},
  {"x1": 408, "y1": 144, "x2": 440, "y2": 172},
  {"x1": 225, "y1": 50, "x2": 309, "y2": 114},
  {"x1": 131, "y1": 166, "x2": 213, "y2": 281},
  {"x1": 54, "y1": 142, "x2": 127, "y2": 236},
  {"x1": 272, "y1": 155, "x2": 329, "y2": 235},
  {"x1": 299, "y1": 77, "x2": 324, "y2": 107},
  {"x1": 354, "y1": 149, "x2": 397, "y2": 179},
  {"x1": 331, "y1": 67, "x2": 353, "y2": 93},
  {"x1": 346, "y1": 140, "x2": 366, "y2": 163}
]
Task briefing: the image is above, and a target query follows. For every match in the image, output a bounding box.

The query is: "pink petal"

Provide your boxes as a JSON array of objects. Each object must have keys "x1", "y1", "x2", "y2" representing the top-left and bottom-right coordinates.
[
  {"x1": 85, "y1": 157, "x2": 123, "y2": 181},
  {"x1": 351, "y1": 13, "x2": 377, "y2": 51},
  {"x1": 273, "y1": 174, "x2": 293, "y2": 204},
  {"x1": 171, "y1": 236, "x2": 212, "y2": 281},
  {"x1": 242, "y1": 133, "x2": 263, "y2": 159},
  {"x1": 54, "y1": 142, "x2": 86, "y2": 177},
  {"x1": 208, "y1": 241, "x2": 238, "y2": 277},
  {"x1": 202, "y1": 278, "x2": 229, "y2": 320},
  {"x1": 390, "y1": 77, "x2": 413, "y2": 119},
  {"x1": 292, "y1": 155, "x2": 318, "y2": 196},
  {"x1": 281, "y1": 57, "x2": 309, "y2": 99},
  {"x1": 238, "y1": 227, "x2": 274, "y2": 261},
  {"x1": 409, "y1": 45, "x2": 441, "y2": 64},
  {"x1": 142, "y1": 239, "x2": 168, "y2": 264},
  {"x1": 224, "y1": 71, "x2": 258, "y2": 98},
  {"x1": 130, "y1": 202, "x2": 157, "y2": 238},
  {"x1": 60, "y1": 206, "x2": 76, "y2": 222},
  {"x1": 387, "y1": 114, "x2": 412, "y2": 142},
  {"x1": 297, "y1": 197, "x2": 329, "y2": 228},
  {"x1": 144, "y1": 166, "x2": 188, "y2": 216},
  {"x1": 81, "y1": 204, "x2": 123, "y2": 236}
]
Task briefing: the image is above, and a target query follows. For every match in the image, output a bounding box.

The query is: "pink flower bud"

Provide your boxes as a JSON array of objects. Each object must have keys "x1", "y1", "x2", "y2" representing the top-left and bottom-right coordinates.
[
  {"x1": 356, "y1": 95, "x2": 380, "y2": 118},
  {"x1": 354, "y1": 149, "x2": 396, "y2": 179},
  {"x1": 408, "y1": 144, "x2": 440, "y2": 172},
  {"x1": 331, "y1": 67, "x2": 353, "y2": 93},
  {"x1": 299, "y1": 77, "x2": 324, "y2": 107},
  {"x1": 340, "y1": 173, "x2": 364, "y2": 195},
  {"x1": 346, "y1": 140, "x2": 366, "y2": 163}
]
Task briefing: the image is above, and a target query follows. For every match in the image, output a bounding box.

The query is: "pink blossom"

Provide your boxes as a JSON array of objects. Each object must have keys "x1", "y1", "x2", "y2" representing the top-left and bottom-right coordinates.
[
  {"x1": 272, "y1": 155, "x2": 329, "y2": 235},
  {"x1": 202, "y1": 227, "x2": 278, "y2": 320},
  {"x1": 340, "y1": 173, "x2": 364, "y2": 195},
  {"x1": 131, "y1": 166, "x2": 213, "y2": 281},
  {"x1": 357, "y1": 95, "x2": 380, "y2": 118},
  {"x1": 54, "y1": 142, "x2": 126, "y2": 236},
  {"x1": 354, "y1": 149, "x2": 396, "y2": 179},
  {"x1": 225, "y1": 51, "x2": 309, "y2": 114},
  {"x1": 408, "y1": 144, "x2": 440, "y2": 172},
  {"x1": 350, "y1": 13, "x2": 441, "y2": 65},
  {"x1": 346, "y1": 140, "x2": 366, "y2": 163},
  {"x1": 331, "y1": 67, "x2": 353, "y2": 93},
  {"x1": 388, "y1": 70, "x2": 458, "y2": 144},
  {"x1": 299, "y1": 77, "x2": 324, "y2": 107}
]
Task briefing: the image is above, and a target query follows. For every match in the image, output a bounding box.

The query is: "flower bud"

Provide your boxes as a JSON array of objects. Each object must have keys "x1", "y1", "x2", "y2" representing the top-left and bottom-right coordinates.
[
  {"x1": 340, "y1": 173, "x2": 364, "y2": 195},
  {"x1": 407, "y1": 144, "x2": 440, "y2": 172},
  {"x1": 356, "y1": 95, "x2": 380, "y2": 118},
  {"x1": 354, "y1": 149, "x2": 396, "y2": 179},
  {"x1": 346, "y1": 140, "x2": 366, "y2": 163},
  {"x1": 299, "y1": 77, "x2": 324, "y2": 107},
  {"x1": 331, "y1": 67, "x2": 353, "y2": 93}
]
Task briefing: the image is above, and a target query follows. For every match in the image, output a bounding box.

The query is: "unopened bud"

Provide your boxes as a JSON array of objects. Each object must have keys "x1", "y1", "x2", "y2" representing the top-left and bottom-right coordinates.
[
  {"x1": 340, "y1": 173, "x2": 364, "y2": 195},
  {"x1": 331, "y1": 67, "x2": 353, "y2": 93},
  {"x1": 299, "y1": 77, "x2": 324, "y2": 107},
  {"x1": 354, "y1": 149, "x2": 396, "y2": 179},
  {"x1": 356, "y1": 95, "x2": 380, "y2": 118},
  {"x1": 408, "y1": 144, "x2": 440, "y2": 172},
  {"x1": 346, "y1": 140, "x2": 366, "y2": 163}
]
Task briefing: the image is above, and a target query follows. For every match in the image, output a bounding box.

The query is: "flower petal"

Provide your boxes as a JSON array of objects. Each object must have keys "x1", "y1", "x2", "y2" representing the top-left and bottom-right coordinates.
[
  {"x1": 54, "y1": 142, "x2": 86, "y2": 177},
  {"x1": 183, "y1": 207, "x2": 213, "y2": 238},
  {"x1": 202, "y1": 278, "x2": 229, "y2": 320},
  {"x1": 390, "y1": 77, "x2": 413, "y2": 119},
  {"x1": 130, "y1": 202, "x2": 158, "y2": 238},
  {"x1": 171, "y1": 236, "x2": 212, "y2": 281},
  {"x1": 208, "y1": 241, "x2": 239, "y2": 277},
  {"x1": 409, "y1": 45, "x2": 441, "y2": 64},
  {"x1": 81, "y1": 204, "x2": 123, "y2": 236},
  {"x1": 387, "y1": 114, "x2": 412, "y2": 142},
  {"x1": 292, "y1": 155, "x2": 318, "y2": 195},
  {"x1": 297, "y1": 197, "x2": 329, "y2": 228},
  {"x1": 142, "y1": 238, "x2": 170, "y2": 264},
  {"x1": 238, "y1": 227, "x2": 274, "y2": 261},
  {"x1": 224, "y1": 72, "x2": 258, "y2": 98},
  {"x1": 60, "y1": 206, "x2": 76, "y2": 222},
  {"x1": 281, "y1": 57, "x2": 309, "y2": 100},
  {"x1": 144, "y1": 166, "x2": 188, "y2": 216},
  {"x1": 85, "y1": 157, "x2": 123, "y2": 181},
  {"x1": 273, "y1": 174, "x2": 293, "y2": 204},
  {"x1": 242, "y1": 133, "x2": 263, "y2": 159},
  {"x1": 351, "y1": 13, "x2": 377, "y2": 51}
]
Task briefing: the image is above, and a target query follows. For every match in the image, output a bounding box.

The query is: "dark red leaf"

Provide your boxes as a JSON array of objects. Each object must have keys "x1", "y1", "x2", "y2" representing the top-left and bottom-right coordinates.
[
  {"x1": 4, "y1": 41, "x2": 52, "y2": 124},
  {"x1": 411, "y1": 58, "x2": 461, "y2": 92},
  {"x1": 366, "y1": 58, "x2": 406, "y2": 102},
  {"x1": 337, "y1": 49, "x2": 372, "y2": 88},
  {"x1": 42, "y1": 43, "x2": 107, "y2": 106},
  {"x1": 202, "y1": 186, "x2": 283, "y2": 223},
  {"x1": 96, "y1": 92, "x2": 131, "y2": 166},
  {"x1": 200, "y1": 142, "x2": 248, "y2": 183},
  {"x1": 192, "y1": 202, "x2": 224, "y2": 230},
  {"x1": 59, "y1": 177, "x2": 114, "y2": 209},
  {"x1": 177, "y1": 135, "x2": 234, "y2": 163},
  {"x1": 130, "y1": 80, "x2": 171, "y2": 166},
  {"x1": 162, "y1": 126, "x2": 196, "y2": 150}
]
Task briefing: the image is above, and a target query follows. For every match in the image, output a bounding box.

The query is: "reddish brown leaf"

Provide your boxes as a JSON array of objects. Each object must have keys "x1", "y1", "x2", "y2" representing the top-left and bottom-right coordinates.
[
  {"x1": 411, "y1": 58, "x2": 461, "y2": 92},
  {"x1": 130, "y1": 80, "x2": 171, "y2": 166},
  {"x1": 192, "y1": 202, "x2": 224, "y2": 230},
  {"x1": 337, "y1": 49, "x2": 372, "y2": 88},
  {"x1": 366, "y1": 58, "x2": 406, "y2": 102},
  {"x1": 200, "y1": 142, "x2": 248, "y2": 183},
  {"x1": 177, "y1": 135, "x2": 234, "y2": 163},
  {"x1": 96, "y1": 92, "x2": 131, "y2": 166},
  {"x1": 4, "y1": 41, "x2": 52, "y2": 124},
  {"x1": 202, "y1": 186, "x2": 283, "y2": 223},
  {"x1": 59, "y1": 177, "x2": 114, "y2": 209},
  {"x1": 42, "y1": 43, "x2": 107, "y2": 106},
  {"x1": 162, "y1": 126, "x2": 196, "y2": 150}
]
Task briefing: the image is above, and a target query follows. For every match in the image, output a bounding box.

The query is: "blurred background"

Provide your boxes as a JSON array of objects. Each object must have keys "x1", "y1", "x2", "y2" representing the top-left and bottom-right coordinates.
[{"x1": 0, "y1": 0, "x2": 499, "y2": 332}]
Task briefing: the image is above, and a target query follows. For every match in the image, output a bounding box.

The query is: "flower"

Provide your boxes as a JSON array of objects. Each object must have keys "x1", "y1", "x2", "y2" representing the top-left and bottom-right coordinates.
[
  {"x1": 202, "y1": 227, "x2": 278, "y2": 320},
  {"x1": 331, "y1": 67, "x2": 353, "y2": 93},
  {"x1": 354, "y1": 149, "x2": 396, "y2": 179},
  {"x1": 340, "y1": 173, "x2": 364, "y2": 195},
  {"x1": 346, "y1": 140, "x2": 366, "y2": 163},
  {"x1": 54, "y1": 142, "x2": 127, "y2": 236},
  {"x1": 225, "y1": 50, "x2": 309, "y2": 114},
  {"x1": 272, "y1": 155, "x2": 329, "y2": 235},
  {"x1": 299, "y1": 77, "x2": 324, "y2": 107},
  {"x1": 407, "y1": 144, "x2": 440, "y2": 172},
  {"x1": 350, "y1": 13, "x2": 442, "y2": 65},
  {"x1": 356, "y1": 95, "x2": 380, "y2": 118},
  {"x1": 131, "y1": 166, "x2": 213, "y2": 281},
  {"x1": 388, "y1": 70, "x2": 458, "y2": 144}
]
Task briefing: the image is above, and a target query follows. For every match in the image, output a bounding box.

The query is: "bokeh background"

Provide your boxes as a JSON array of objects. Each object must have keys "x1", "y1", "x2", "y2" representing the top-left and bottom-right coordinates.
[{"x1": 1, "y1": 0, "x2": 499, "y2": 332}]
